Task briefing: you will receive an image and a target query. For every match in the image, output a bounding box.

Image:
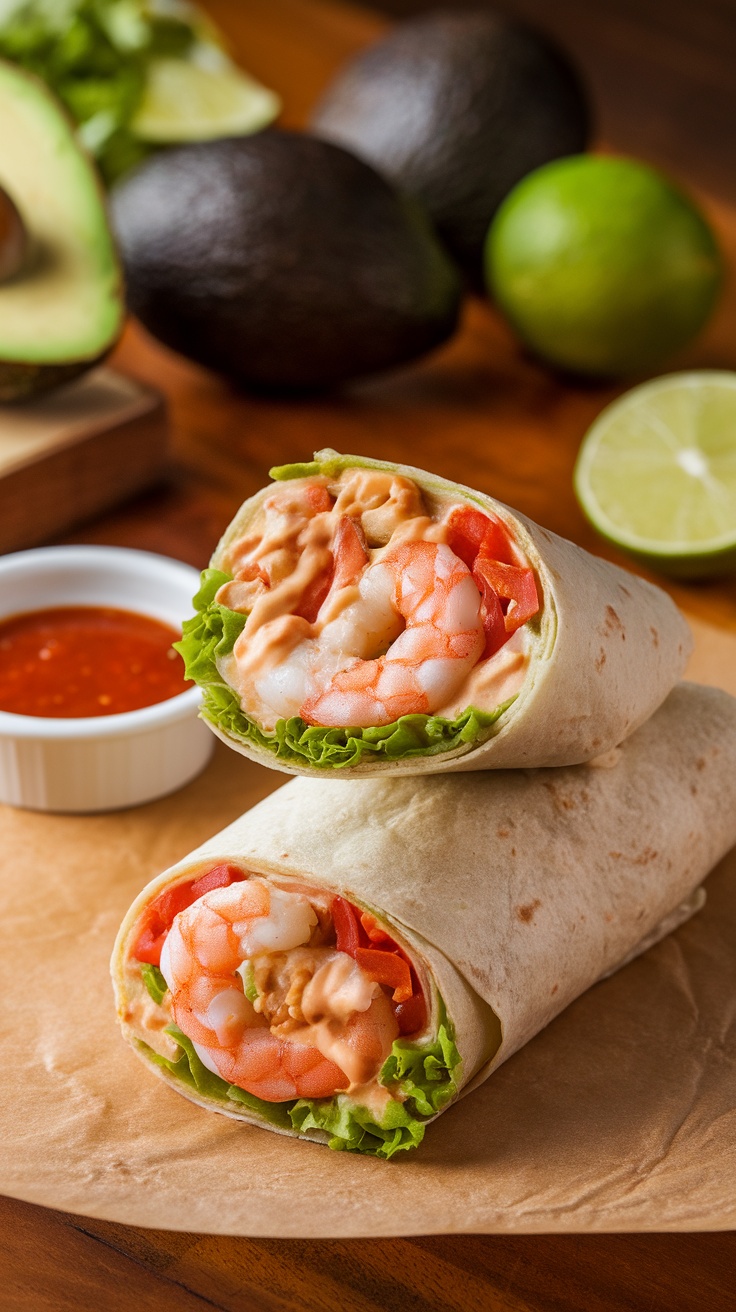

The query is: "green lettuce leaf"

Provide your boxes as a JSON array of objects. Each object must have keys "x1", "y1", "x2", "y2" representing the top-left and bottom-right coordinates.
[
  {"x1": 140, "y1": 962, "x2": 168, "y2": 1005},
  {"x1": 289, "y1": 1093, "x2": 425, "y2": 1159},
  {"x1": 380, "y1": 1014, "x2": 461, "y2": 1118},
  {"x1": 176, "y1": 568, "x2": 514, "y2": 769},
  {"x1": 174, "y1": 567, "x2": 247, "y2": 684},
  {"x1": 137, "y1": 1008, "x2": 461, "y2": 1158}
]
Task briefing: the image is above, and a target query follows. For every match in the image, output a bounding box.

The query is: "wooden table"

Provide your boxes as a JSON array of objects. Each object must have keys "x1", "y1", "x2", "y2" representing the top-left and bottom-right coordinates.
[{"x1": 3, "y1": 1, "x2": 736, "y2": 1307}]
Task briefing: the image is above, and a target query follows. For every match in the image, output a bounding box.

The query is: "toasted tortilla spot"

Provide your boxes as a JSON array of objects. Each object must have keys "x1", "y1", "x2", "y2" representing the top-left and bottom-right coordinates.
[{"x1": 517, "y1": 899, "x2": 541, "y2": 924}]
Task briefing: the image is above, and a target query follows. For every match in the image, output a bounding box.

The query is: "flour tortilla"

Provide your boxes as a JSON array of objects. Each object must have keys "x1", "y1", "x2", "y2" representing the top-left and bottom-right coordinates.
[
  {"x1": 112, "y1": 682, "x2": 736, "y2": 1145},
  {"x1": 205, "y1": 450, "x2": 692, "y2": 776}
]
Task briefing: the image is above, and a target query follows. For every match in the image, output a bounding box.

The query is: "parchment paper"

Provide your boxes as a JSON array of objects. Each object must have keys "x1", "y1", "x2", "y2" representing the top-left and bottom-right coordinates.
[{"x1": 0, "y1": 616, "x2": 734, "y2": 1236}]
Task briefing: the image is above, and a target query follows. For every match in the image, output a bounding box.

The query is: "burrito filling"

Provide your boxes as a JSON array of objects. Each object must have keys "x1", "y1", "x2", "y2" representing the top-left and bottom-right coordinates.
[
  {"x1": 177, "y1": 455, "x2": 540, "y2": 768},
  {"x1": 124, "y1": 862, "x2": 460, "y2": 1158}
]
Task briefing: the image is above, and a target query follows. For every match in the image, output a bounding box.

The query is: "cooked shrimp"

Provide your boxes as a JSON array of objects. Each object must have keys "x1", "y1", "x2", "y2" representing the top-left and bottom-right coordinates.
[
  {"x1": 302, "y1": 540, "x2": 485, "y2": 728},
  {"x1": 215, "y1": 470, "x2": 494, "y2": 730},
  {"x1": 159, "y1": 878, "x2": 398, "y2": 1102}
]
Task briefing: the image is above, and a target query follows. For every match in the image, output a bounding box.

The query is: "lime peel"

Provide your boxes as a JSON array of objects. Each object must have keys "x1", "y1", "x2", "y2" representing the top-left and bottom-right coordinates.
[
  {"x1": 131, "y1": 52, "x2": 281, "y2": 142},
  {"x1": 486, "y1": 155, "x2": 722, "y2": 377},
  {"x1": 574, "y1": 371, "x2": 736, "y2": 578}
]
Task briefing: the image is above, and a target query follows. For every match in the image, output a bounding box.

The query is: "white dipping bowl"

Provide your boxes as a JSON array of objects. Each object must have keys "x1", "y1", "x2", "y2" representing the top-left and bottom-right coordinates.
[{"x1": 0, "y1": 545, "x2": 214, "y2": 812}]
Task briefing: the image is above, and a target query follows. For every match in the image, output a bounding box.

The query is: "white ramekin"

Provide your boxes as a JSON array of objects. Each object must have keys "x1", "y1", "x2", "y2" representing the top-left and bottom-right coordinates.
[{"x1": 0, "y1": 545, "x2": 214, "y2": 812}]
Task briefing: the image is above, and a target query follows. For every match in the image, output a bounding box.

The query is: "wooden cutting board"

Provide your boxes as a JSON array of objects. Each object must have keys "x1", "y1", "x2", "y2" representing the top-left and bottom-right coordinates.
[{"x1": 0, "y1": 367, "x2": 168, "y2": 554}]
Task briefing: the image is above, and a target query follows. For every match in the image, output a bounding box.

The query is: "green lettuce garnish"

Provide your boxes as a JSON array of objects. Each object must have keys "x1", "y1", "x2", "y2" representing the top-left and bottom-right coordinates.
[
  {"x1": 239, "y1": 961, "x2": 259, "y2": 1004},
  {"x1": 288, "y1": 1093, "x2": 425, "y2": 1159},
  {"x1": 175, "y1": 568, "x2": 514, "y2": 769},
  {"x1": 140, "y1": 962, "x2": 167, "y2": 1004},
  {"x1": 139, "y1": 1013, "x2": 461, "y2": 1158},
  {"x1": 380, "y1": 1014, "x2": 461, "y2": 1118},
  {"x1": 0, "y1": 0, "x2": 195, "y2": 182}
]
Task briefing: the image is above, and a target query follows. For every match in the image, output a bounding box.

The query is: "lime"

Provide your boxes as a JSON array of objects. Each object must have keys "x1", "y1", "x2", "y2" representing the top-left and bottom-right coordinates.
[
  {"x1": 485, "y1": 155, "x2": 722, "y2": 376},
  {"x1": 574, "y1": 371, "x2": 736, "y2": 577},
  {"x1": 131, "y1": 49, "x2": 281, "y2": 143}
]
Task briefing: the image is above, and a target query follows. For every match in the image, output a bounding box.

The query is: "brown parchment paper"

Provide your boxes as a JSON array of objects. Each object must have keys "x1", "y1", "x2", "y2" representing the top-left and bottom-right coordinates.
[{"x1": 0, "y1": 616, "x2": 734, "y2": 1236}]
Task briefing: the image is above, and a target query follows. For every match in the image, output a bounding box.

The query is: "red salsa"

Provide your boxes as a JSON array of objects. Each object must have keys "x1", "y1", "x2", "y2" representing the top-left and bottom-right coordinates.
[{"x1": 0, "y1": 605, "x2": 191, "y2": 718}]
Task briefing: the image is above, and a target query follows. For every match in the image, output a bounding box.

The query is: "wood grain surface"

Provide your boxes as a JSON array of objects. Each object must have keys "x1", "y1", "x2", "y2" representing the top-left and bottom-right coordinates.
[
  {"x1": 4, "y1": 0, "x2": 736, "y2": 1307},
  {"x1": 0, "y1": 369, "x2": 167, "y2": 554}
]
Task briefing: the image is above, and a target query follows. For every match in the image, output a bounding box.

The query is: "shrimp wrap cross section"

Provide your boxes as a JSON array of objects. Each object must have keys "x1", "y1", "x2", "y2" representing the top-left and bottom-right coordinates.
[
  {"x1": 176, "y1": 449, "x2": 692, "y2": 776},
  {"x1": 112, "y1": 684, "x2": 736, "y2": 1159}
]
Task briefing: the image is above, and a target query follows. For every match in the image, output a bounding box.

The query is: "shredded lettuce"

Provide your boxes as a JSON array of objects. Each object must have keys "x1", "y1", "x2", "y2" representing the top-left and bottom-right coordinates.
[
  {"x1": 138, "y1": 1012, "x2": 461, "y2": 1158},
  {"x1": 175, "y1": 568, "x2": 514, "y2": 769},
  {"x1": 239, "y1": 961, "x2": 259, "y2": 1004},
  {"x1": 380, "y1": 1015, "x2": 461, "y2": 1118},
  {"x1": 140, "y1": 962, "x2": 168, "y2": 1005},
  {"x1": 288, "y1": 1094, "x2": 425, "y2": 1159},
  {"x1": 175, "y1": 567, "x2": 247, "y2": 683}
]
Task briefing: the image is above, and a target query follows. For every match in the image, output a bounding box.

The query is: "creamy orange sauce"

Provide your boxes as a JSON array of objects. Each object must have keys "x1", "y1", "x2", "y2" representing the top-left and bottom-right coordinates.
[
  {"x1": 216, "y1": 468, "x2": 532, "y2": 730},
  {"x1": 253, "y1": 945, "x2": 396, "y2": 1086},
  {"x1": 123, "y1": 960, "x2": 179, "y2": 1061},
  {"x1": 435, "y1": 627, "x2": 528, "y2": 720}
]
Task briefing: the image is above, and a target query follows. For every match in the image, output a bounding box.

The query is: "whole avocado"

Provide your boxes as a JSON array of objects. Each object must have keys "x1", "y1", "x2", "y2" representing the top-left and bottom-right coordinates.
[
  {"x1": 111, "y1": 131, "x2": 462, "y2": 390},
  {"x1": 310, "y1": 10, "x2": 591, "y2": 279}
]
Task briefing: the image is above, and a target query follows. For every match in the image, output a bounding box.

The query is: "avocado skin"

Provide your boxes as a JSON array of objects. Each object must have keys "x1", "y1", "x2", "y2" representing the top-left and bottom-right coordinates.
[
  {"x1": 111, "y1": 131, "x2": 462, "y2": 391},
  {"x1": 0, "y1": 357, "x2": 111, "y2": 403},
  {"x1": 310, "y1": 11, "x2": 591, "y2": 280}
]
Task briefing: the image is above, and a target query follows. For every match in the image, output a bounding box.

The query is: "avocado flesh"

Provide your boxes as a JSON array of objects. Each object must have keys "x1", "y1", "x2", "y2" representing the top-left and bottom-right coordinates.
[{"x1": 0, "y1": 61, "x2": 123, "y2": 401}]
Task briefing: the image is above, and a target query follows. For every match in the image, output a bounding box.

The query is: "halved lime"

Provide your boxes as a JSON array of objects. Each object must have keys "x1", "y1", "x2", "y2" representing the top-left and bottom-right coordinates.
[
  {"x1": 574, "y1": 371, "x2": 736, "y2": 578},
  {"x1": 131, "y1": 49, "x2": 281, "y2": 143}
]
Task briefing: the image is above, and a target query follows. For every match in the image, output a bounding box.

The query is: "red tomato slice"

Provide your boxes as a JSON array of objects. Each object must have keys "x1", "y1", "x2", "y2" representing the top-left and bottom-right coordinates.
[
  {"x1": 295, "y1": 515, "x2": 368, "y2": 624},
  {"x1": 332, "y1": 515, "x2": 369, "y2": 590},
  {"x1": 190, "y1": 864, "x2": 247, "y2": 899},
  {"x1": 354, "y1": 948, "x2": 414, "y2": 1003},
  {"x1": 447, "y1": 506, "x2": 516, "y2": 569},
  {"x1": 472, "y1": 567, "x2": 509, "y2": 658},
  {"x1": 332, "y1": 895, "x2": 363, "y2": 956},
  {"x1": 306, "y1": 485, "x2": 334, "y2": 514},
  {"x1": 360, "y1": 910, "x2": 395, "y2": 946},
  {"x1": 394, "y1": 992, "x2": 427, "y2": 1036},
  {"x1": 474, "y1": 559, "x2": 539, "y2": 632},
  {"x1": 334, "y1": 899, "x2": 425, "y2": 1014},
  {"x1": 133, "y1": 865, "x2": 246, "y2": 965}
]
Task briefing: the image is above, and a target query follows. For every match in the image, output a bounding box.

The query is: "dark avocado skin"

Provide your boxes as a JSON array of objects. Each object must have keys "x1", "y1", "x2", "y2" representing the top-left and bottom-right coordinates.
[
  {"x1": 310, "y1": 10, "x2": 591, "y2": 281},
  {"x1": 111, "y1": 131, "x2": 462, "y2": 391},
  {"x1": 0, "y1": 357, "x2": 110, "y2": 403}
]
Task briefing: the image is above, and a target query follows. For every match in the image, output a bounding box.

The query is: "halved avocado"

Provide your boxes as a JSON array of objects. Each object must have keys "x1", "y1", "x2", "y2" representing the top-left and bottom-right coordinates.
[{"x1": 0, "y1": 61, "x2": 123, "y2": 402}]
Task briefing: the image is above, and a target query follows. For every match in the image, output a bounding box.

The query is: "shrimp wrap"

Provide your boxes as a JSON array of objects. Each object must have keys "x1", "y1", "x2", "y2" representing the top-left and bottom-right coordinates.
[
  {"x1": 176, "y1": 449, "x2": 691, "y2": 777},
  {"x1": 112, "y1": 683, "x2": 736, "y2": 1159}
]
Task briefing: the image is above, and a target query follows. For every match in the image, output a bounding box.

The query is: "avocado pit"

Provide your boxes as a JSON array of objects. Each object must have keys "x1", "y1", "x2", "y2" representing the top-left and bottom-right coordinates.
[{"x1": 0, "y1": 184, "x2": 27, "y2": 283}]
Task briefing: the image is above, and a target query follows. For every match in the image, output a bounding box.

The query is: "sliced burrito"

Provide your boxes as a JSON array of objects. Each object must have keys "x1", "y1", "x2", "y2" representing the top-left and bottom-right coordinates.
[
  {"x1": 176, "y1": 450, "x2": 691, "y2": 776},
  {"x1": 112, "y1": 683, "x2": 736, "y2": 1159}
]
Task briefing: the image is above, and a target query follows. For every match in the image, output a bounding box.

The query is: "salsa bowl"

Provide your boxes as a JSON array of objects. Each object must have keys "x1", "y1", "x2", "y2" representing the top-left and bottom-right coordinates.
[{"x1": 0, "y1": 545, "x2": 213, "y2": 812}]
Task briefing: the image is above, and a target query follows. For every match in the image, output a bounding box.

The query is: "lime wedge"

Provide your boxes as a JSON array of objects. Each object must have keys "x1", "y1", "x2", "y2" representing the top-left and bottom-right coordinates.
[
  {"x1": 131, "y1": 50, "x2": 281, "y2": 143},
  {"x1": 574, "y1": 371, "x2": 736, "y2": 578}
]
